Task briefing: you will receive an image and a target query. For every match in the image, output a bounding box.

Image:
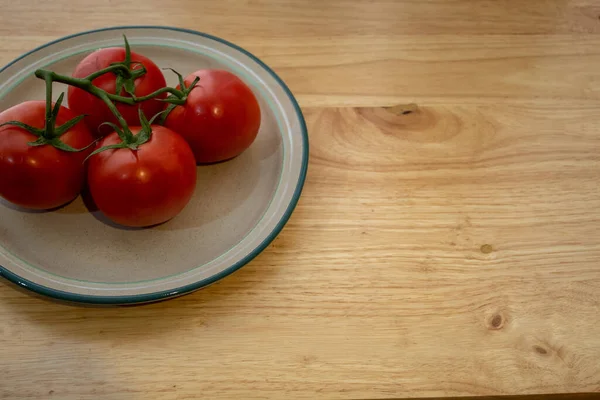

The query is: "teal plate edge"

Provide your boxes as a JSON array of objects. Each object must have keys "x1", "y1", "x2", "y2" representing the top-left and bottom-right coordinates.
[{"x1": 0, "y1": 25, "x2": 309, "y2": 305}]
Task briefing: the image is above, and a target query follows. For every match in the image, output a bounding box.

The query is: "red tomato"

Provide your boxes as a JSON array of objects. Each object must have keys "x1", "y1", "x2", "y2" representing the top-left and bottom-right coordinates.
[
  {"x1": 87, "y1": 126, "x2": 197, "y2": 227},
  {"x1": 0, "y1": 101, "x2": 94, "y2": 210},
  {"x1": 67, "y1": 47, "x2": 166, "y2": 137},
  {"x1": 164, "y1": 69, "x2": 261, "y2": 163}
]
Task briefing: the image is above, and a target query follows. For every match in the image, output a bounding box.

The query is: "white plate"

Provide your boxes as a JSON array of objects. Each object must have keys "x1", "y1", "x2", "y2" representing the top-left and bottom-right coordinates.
[{"x1": 0, "y1": 26, "x2": 308, "y2": 305}]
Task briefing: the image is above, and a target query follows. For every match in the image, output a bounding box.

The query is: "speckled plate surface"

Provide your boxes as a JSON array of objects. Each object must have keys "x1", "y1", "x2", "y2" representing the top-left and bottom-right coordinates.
[{"x1": 0, "y1": 26, "x2": 308, "y2": 305}]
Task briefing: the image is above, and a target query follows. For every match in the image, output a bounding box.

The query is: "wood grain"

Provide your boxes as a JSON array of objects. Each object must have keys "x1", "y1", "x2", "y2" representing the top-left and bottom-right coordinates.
[{"x1": 2, "y1": 1, "x2": 600, "y2": 399}]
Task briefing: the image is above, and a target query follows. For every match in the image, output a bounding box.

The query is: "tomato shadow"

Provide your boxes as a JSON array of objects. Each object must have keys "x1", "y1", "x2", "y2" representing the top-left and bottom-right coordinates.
[
  {"x1": 253, "y1": 125, "x2": 283, "y2": 163},
  {"x1": 158, "y1": 146, "x2": 264, "y2": 231},
  {"x1": 0, "y1": 196, "x2": 79, "y2": 214},
  {"x1": 79, "y1": 187, "x2": 154, "y2": 231},
  {"x1": 163, "y1": 123, "x2": 283, "y2": 231}
]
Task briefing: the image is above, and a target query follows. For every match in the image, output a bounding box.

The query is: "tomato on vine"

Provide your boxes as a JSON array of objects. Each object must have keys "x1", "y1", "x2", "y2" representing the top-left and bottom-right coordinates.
[
  {"x1": 67, "y1": 37, "x2": 167, "y2": 137},
  {"x1": 86, "y1": 110, "x2": 197, "y2": 228},
  {"x1": 163, "y1": 69, "x2": 261, "y2": 164},
  {"x1": 0, "y1": 89, "x2": 94, "y2": 210}
]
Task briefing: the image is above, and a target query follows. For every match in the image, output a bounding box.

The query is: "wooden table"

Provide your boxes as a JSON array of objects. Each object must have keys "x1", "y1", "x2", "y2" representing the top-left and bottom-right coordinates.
[{"x1": 1, "y1": 1, "x2": 600, "y2": 399}]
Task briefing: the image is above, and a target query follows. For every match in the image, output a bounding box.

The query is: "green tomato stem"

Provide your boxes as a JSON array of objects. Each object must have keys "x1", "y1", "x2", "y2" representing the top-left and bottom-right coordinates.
[
  {"x1": 96, "y1": 91, "x2": 134, "y2": 142},
  {"x1": 134, "y1": 86, "x2": 186, "y2": 102},
  {"x1": 84, "y1": 64, "x2": 131, "y2": 81},
  {"x1": 43, "y1": 73, "x2": 54, "y2": 137},
  {"x1": 37, "y1": 69, "x2": 187, "y2": 106}
]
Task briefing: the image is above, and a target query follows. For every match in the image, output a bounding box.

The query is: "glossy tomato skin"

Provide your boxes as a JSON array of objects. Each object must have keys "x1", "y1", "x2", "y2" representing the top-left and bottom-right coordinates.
[
  {"x1": 0, "y1": 101, "x2": 94, "y2": 210},
  {"x1": 67, "y1": 47, "x2": 166, "y2": 137},
  {"x1": 164, "y1": 69, "x2": 261, "y2": 164},
  {"x1": 87, "y1": 126, "x2": 197, "y2": 227}
]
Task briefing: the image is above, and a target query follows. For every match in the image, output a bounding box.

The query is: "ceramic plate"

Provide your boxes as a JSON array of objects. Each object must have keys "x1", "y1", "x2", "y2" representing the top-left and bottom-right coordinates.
[{"x1": 0, "y1": 26, "x2": 308, "y2": 305}]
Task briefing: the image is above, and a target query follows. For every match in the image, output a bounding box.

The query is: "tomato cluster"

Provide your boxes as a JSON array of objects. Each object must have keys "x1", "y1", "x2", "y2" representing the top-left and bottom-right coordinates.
[{"x1": 0, "y1": 37, "x2": 261, "y2": 227}]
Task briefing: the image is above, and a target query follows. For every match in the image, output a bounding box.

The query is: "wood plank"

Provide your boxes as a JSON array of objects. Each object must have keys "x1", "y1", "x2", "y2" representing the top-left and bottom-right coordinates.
[
  {"x1": 1, "y1": 0, "x2": 599, "y2": 38},
  {"x1": 2, "y1": 0, "x2": 600, "y2": 399},
  {"x1": 263, "y1": 35, "x2": 600, "y2": 106},
  {"x1": 3, "y1": 34, "x2": 600, "y2": 108},
  {"x1": 2, "y1": 102, "x2": 600, "y2": 399}
]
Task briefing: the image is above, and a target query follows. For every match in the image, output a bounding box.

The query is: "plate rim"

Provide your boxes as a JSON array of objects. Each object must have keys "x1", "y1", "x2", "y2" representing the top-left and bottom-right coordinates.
[{"x1": 0, "y1": 25, "x2": 309, "y2": 305}]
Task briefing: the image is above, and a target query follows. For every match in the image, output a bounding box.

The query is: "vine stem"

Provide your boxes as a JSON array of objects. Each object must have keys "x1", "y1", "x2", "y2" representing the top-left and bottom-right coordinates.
[
  {"x1": 135, "y1": 88, "x2": 187, "y2": 104},
  {"x1": 31, "y1": 35, "x2": 198, "y2": 155},
  {"x1": 43, "y1": 73, "x2": 54, "y2": 137},
  {"x1": 35, "y1": 69, "x2": 187, "y2": 106},
  {"x1": 97, "y1": 92, "x2": 134, "y2": 142},
  {"x1": 84, "y1": 64, "x2": 131, "y2": 81},
  {"x1": 11, "y1": 35, "x2": 198, "y2": 155},
  {"x1": 35, "y1": 69, "x2": 133, "y2": 139}
]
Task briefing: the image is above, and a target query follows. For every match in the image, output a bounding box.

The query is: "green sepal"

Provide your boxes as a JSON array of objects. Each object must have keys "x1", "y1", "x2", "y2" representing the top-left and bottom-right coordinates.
[
  {"x1": 159, "y1": 103, "x2": 178, "y2": 125},
  {"x1": 48, "y1": 138, "x2": 84, "y2": 153},
  {"x1": 50, "y1": 93, "x2": 65, "y2": 122},
  {"x1": 84, "y1": 142, "x2": 129, "y2": 162},
  {"x1": 26, "y1": 135, "x2": 97, "y2": 152},
  {"x1": 27, "y1": 137, "x2": 48, "y2": 147},
  {"x1": 54, "y1": 114, "x2": 86, "y2": 136},
  {"x1": 134, "y1": 108, "x2": 152, "y2": 145},
  {"x1": 0, "y1": 120, "x2": 44, "y2": 136},
  {"x1": 99, "y1": 121, "x2": 130, "y2": 143},
  {"x1": 123, "y1": 77, "x2": 136, "y2": 97},
  {"x1": 115, "y1": 74, "x2": 125, "y2": 96},
  {"x1": 163, "y1": 67, "x2": 186, "y2": 89},
  {"x1": 122, "y1": 35, "x2": 132, "y2": 68},
  {"x1": 148, "y1": 109, "x2": 167, "y2": 125}
]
